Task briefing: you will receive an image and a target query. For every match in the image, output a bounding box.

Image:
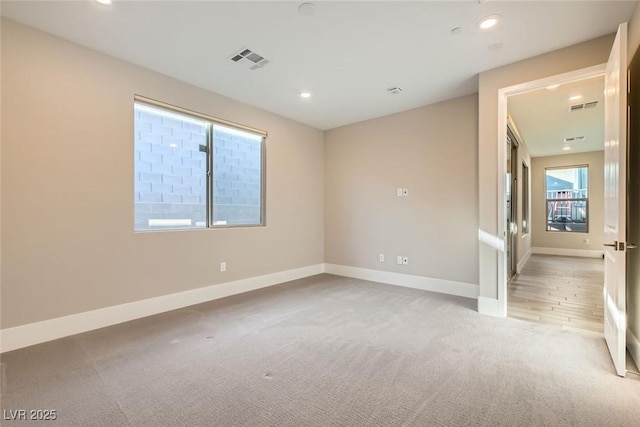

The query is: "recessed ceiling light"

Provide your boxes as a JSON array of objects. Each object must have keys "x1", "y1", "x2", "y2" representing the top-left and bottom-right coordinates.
[
  {"x1": 298, "y1": 2, "x2": 316, "y2": 16},
  {"x1": 546, "y1": 84, "x2": 560, "y2": 90},
  {"x1": 95, "y1": 0, "x2": 112, "y2": 5},
  {"x1": 299, "y1": 92, "x2": 312, "y2": 98},
  {"x1": 569, "y1": 95, "x2": 583, "y2": 101},
  {"x1": 563, "y1": 146, "x2": 572, "y2": 151},
  {"x1": 478, "y1": 15, "x2": 500, "y2": 31}
]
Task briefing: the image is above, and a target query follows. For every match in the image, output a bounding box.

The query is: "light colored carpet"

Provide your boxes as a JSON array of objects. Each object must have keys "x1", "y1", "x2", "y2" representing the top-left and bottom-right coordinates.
[{"x1": 1, "y1": 274, "x2": 639, "y2": 426}]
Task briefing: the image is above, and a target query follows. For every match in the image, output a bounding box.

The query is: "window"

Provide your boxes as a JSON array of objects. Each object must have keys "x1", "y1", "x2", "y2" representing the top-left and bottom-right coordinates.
[
  {"x1": 134, "y1": 99, "x2": 265, "y2": 231},
  {"x1": 522, "y1": 161, "x2": 529, "y2": 234},
  {"x1": 545, "y1": 166, "x2": 588, "y2": 232}
]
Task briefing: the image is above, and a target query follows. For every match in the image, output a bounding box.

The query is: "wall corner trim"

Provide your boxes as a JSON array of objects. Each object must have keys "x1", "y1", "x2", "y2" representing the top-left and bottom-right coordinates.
[
  {"x1": 531, "y1": 247, "x2": 604, "y2": 258},
  {"x1": 324, "y1": 264, "x2": 479, "y2": 299},
  {"x1": 0, "y1": 264, "x2": 325, "y2": 353},
  {"x1": 478, "y1": 297, "x2": 505, "y2": 318},
  {"x1": 628, "y1": 327, "x2": 640, "y2": 371},
  {"x1": 516, "y1": 248, "x2": 532, "y2": 274}
]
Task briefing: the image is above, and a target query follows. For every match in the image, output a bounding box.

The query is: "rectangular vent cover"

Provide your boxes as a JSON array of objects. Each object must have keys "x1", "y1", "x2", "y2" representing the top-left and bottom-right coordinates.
[
  {"x1": 570, "y1": 101, "x2": 598, "y2": 111},
  {"x1": 229, "y1": 47, "x2": 269, "y2": 70},
  {"x1": 564, "y1": 136, "x2": 586, "y2": 143}
]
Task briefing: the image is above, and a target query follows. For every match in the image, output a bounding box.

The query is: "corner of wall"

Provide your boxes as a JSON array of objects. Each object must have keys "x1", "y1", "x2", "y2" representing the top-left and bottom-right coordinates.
[{"x1": 477, "y1": 297, "x2": 505, "y2": 318}]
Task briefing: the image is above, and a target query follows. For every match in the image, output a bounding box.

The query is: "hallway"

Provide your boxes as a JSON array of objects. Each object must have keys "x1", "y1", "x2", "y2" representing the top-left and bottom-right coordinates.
[{"x1": 508, "y1": 254, "x2": 604, "y2": 334}]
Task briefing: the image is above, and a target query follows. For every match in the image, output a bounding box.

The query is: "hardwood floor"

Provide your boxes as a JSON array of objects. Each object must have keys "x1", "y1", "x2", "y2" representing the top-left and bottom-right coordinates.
[{"x1": 507, "y1": 254, "x2": 604, "y2": 334}]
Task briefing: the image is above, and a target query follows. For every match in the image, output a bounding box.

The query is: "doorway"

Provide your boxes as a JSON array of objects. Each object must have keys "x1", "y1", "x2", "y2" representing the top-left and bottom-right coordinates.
[
  {"x1": 496, "y1": 66, "x2": 606, "y2": 331},
  {"x1": 496, "y1": 65, "x2": 605, "y2": 299},
  {"x1": 490, "y1": 24, "x2": 634, "y2": 377},
  {"x1": 504, "y1": 74, "x2": 606, "y2": 334},
  {"x1": 506, "y1": 126, "x2": 518, "y2": 281}
]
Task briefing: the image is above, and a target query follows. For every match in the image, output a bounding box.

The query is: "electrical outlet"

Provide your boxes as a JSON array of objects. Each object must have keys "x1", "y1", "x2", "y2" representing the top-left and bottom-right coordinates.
[
  {"x1": 402, "y1": 257, "x2": 408, "y2": 265},
  {"x1": 397, "y1": 256, "x2": 403, "y2": 265},
  {"x1": 220, "y1": 262, "x2": 226, "y2": 272},
  {"x1": 379, "y1": 254, "x2": 385, "y2": 262},
  {"x1": 402, "y1": 188, "x2": 408, "y2": 197}
]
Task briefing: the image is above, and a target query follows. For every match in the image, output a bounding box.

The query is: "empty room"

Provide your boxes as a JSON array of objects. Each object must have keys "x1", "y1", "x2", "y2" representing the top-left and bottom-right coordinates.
[{"x1": 2, "y1": 1, "x2": 640, "y2": 426}]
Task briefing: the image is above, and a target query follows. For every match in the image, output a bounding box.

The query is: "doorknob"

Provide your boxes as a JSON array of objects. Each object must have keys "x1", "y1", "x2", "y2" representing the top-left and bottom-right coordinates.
[{"x1": 603, "y1": 242, "x2": 637, "y2": 251}]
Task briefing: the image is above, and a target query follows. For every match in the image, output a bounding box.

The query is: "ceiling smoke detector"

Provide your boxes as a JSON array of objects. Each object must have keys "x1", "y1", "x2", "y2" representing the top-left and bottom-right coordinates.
[
  {"x1": 387, "y1": 86, "x2": 403, "y2": 95},
  {"x1": 229, "y1": 47, "x2": 270, "y2": 70}
]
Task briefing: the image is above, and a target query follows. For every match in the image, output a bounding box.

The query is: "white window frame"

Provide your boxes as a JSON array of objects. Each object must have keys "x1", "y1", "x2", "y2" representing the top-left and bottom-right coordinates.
[{"x1": 544, "y1": 165, "x2": 589, "y2": 233}]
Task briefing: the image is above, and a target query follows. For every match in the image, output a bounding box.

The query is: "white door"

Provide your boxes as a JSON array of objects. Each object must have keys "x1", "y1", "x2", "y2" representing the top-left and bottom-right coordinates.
[{"x1": 604, "y1": 23, "x2": 628, "y2": 377}]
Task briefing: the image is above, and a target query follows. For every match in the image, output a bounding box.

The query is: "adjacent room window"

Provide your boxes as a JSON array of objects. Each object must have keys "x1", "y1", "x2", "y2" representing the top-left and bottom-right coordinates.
[
  {"x1": 545, "y1": 166, "x2": 588, "y2": 232},
  {"x1": 522, "y1": 161, "x2": 529, "y2": 234},
  {"x1": 134, "y1": 99, "x2": 265, "y2": 231}
]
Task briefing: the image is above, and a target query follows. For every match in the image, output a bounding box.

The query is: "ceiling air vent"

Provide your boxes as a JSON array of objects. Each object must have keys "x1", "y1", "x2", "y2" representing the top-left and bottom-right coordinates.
[
  {"x1": 564, "y1": 136, "x2": 586, "y2": 143},
  {"x1": 569, "y1": 101, "x2": 598, "y2": 112},
  {"x1": 229, "y1": 47, "x2": 270, "y2": 70}
]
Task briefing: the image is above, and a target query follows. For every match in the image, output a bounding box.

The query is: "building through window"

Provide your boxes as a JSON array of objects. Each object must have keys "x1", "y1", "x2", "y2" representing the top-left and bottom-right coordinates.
[
  {"x1": 133, "y1": 99, "x2": 266, "y2": 231},
  {"x1": 545, "y1": 166, "x2": 588, "y2": 232}
]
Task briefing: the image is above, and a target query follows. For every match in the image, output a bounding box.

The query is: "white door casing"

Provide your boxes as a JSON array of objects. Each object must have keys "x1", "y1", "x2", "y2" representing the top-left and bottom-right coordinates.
[
  {"x1": 492, "y1": 64, "x2": 606, "y2": 319},
  {"x1": 603, "y1": 22, "x2": 628, "y2": 378}
]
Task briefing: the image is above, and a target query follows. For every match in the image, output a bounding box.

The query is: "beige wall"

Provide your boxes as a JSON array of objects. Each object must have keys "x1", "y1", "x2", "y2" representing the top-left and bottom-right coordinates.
[
  {"x1": 531, "y1": 151, "x2": 604, "y2": 252},
  {"x1": 1, "y1": 19, "x2": 325, "y2": 328},
  {"x1": 628, "y1": 1, "x2": 640, "y2": 64},
  {"x1": 0, "y1": 17, "x2": 3, "y2": 330},
  {"x1": 324, "y1": 95, "x2": 478, "y2": 286},
  {"x1": 478, "y1": 35, "x2": 614, "y2": 300}
]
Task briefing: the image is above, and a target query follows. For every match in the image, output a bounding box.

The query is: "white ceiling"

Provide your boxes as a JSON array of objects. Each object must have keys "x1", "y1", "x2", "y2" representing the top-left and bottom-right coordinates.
[
  {"x1": 1, "y1": 1, "x2": 636, "y2": 130},
  {"x1": 508, "y1": 76, "x2": 605, "y2": 158}
]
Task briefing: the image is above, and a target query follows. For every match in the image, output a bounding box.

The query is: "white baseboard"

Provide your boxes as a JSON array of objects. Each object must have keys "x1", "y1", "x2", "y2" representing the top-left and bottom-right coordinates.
[
  {"x1": 324, "y1": 264, "x2": 479, "y2": 299},
  {"x1": 628, "y1": 327, "x2": 640, "y2": 371},
  {"x1": 477, "y1": 297, "x2": 505, "y2": 318},
  {"x1": 516, "y1": 248, "x2": 532, "y2": 274},
  {"x1": 532, "y1": 247, "x2": 604, "y2": 258},
  {"x1": 0, "y1": 264, "x2": 324, "y2": 353}
]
